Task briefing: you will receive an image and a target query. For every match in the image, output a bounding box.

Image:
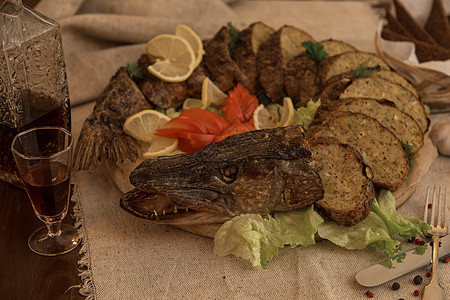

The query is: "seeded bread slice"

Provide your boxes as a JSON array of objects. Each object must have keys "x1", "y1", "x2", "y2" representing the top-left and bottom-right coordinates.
[
  {"x1": 320, "y1": 39, "x2": 356, "y2": 57},
  {"x1": 307, "y1": 111, "x2": 409, "y2": 191},
  {"x1": 330, "y1": 98, "x2": 424, "y2": 153},
  {"x1": 338, "y1": 76, "x2": 429, "y2": 133},
  {"x1": 319, "y1": 51, "x2": 390, "y2": 84},
  {"x1": 308, "y1": 137, "x2": 375, "y2": 226},
  {"x1": 372, "y1": 70, "x2": 419, "y2": 98}
]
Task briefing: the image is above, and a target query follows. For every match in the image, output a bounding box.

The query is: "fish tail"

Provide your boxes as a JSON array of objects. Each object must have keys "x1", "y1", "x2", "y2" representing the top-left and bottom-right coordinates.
[{"x1": 74, "y1": 121, "x2": 140, "y2": 171}]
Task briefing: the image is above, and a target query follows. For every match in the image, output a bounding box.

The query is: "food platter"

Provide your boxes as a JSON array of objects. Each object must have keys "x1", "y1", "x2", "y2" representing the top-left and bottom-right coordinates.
[{"x1": 75, "y1": 21, "x2": 438, "y2": 268}]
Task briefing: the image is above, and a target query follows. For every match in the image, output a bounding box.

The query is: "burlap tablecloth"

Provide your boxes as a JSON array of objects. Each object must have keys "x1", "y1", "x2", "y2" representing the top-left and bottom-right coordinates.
[{"x1": 33, "y1": 1, "x2": 450, "y2": 299}]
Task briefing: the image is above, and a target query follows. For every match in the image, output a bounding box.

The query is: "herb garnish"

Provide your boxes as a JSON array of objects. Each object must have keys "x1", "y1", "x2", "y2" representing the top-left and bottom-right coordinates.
[
  {"x1": 227, "y1": 22, "x2": 239, "y2": 55},
  {"x1": 127, "y1": 62, "x2": 144, "y2": 81},
  {"x1": 352, "y1": 60, "x2": 381, "y2": 78},
  {"x1": 380, "y1": 244, "x2": 428, "y2": 269},
  {"x1": 302, "y1": 41, "x2": 328, "y2": 63},
  {"x1": 402, "y1": 142, "x2": 418, "y2": 169}
]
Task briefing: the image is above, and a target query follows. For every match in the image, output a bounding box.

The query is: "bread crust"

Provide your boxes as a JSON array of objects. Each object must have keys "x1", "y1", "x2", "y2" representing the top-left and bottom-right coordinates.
[
  {"x1": 308, "y1": 136, "x2": 375, "y2": 226},
  {"x1": 306, "y1": 111, "x2": 409, "y2": 191},
  {"x1": 329, "y1": 97, "x2": 424, "y2": 153}
]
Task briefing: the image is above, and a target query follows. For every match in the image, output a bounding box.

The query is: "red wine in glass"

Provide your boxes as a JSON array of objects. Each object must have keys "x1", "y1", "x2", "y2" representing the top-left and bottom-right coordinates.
[
  {"x1": 22, "y1": 161, "x2": 70, "y2": 221},
  {"x1": 11, "y1": 126, "x2": 79, "y2": 256}
]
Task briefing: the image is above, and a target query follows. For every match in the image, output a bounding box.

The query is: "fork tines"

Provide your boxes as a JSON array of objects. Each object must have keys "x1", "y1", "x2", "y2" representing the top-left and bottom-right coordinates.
[{"x1": 424, "y1": 186, "x2": 448, "y2": 234}]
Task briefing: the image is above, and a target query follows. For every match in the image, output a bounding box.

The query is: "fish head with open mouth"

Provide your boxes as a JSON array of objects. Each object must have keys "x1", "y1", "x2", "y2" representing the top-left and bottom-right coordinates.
[{"x1": 120, "y1": 125, "x2": 324, "y2": 225}]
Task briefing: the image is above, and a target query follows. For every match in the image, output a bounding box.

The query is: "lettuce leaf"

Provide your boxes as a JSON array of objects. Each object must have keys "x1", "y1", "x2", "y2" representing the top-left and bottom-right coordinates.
[
  {"x1": 317, "y1": 212, "x2": 400, "y2": 255},
  {"x1": 213, "y1": 206, "x2": 324, "y2": 269},
  {"x1": 371, "y1": 189, "x2": 431, "y2": 239},
  {"x1": 213, "y1": 190, "x2": 430, "y2": 268},
  {"x1": 292, "y1": 99, "x2": 321, "y2": 129}
]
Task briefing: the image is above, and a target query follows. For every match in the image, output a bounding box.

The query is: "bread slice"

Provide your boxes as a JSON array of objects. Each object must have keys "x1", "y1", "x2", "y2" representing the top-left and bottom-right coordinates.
[
  {"x1": 307, "y1": 111, "x2": 409, "y2": 191},
  {"x1": 320, "y1": 39, "x2": 356, "y2": 57},
  {"x1": 425, "y1": 0, "x2": 450, "y2": 49},
  {"x1": 319, "y1": 51, "x2": 390, "y2": 84},
  {"x1": 256, "y1": 25, "x2": 315, "y2": 102},
  {"x1": 372, "y1": 69, "x2": 419, "y2": 98},
  {"x1": 385, "y1": 9, "x2": 415, "y2": 38},
  {"x1": 392, "y1": 0, "x2": 437, "y2": 44},
  {"x1": 233, "y1": 22, "x2": 275, "y2": 93},
  {"x1": 329, "y1": 98, "x2": 424, "y2": 153},
  {"x1": 338, "y1": 76, "x2": 429, "y2": 133},
  {"x1": 308, "y1": 137, "x2": 375, "y2": 226},
  {"x1": 381, "y1": 27, "x2": 450, "y2": 62}
]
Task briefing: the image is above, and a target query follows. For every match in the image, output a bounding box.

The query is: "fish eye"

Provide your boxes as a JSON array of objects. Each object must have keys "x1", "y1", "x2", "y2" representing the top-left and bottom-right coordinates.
[{"x1": 220, "y1": 165, "x2": 238, "y2": 183}]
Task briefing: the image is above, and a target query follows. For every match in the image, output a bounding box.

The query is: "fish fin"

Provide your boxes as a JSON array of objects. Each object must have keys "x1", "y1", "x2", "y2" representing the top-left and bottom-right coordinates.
[{"x1": 74, "y1": 119, "x2": 140, "y2": 171}]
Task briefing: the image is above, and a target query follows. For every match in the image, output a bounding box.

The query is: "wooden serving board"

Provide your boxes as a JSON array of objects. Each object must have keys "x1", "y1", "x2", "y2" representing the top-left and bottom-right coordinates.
[{"x1": 109, "y1": 136, "x2": 438, "y2": 239}]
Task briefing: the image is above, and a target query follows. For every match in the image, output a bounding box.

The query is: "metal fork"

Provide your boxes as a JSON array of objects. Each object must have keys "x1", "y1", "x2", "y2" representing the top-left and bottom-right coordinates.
[{"x1": 422, "y1": 186, "x2": 448, "y2": 300}]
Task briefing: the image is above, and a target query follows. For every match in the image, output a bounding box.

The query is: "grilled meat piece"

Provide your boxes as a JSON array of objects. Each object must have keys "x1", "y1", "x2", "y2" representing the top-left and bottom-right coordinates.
[
  {"x1": 204, "y1": 26, "x2": 253, "y2": 92},
  {"x1": 121, "y1": 125, "x2": 324, "y2": 225},
  {"x1": 257, "y1": 25, "x2": 315, "y2": 102},
  {"x1": 233, "y1": 22, "x2": 275, "y2": 93},
  {"x1": 135, "y1": 54, "x2": 188, "y2": 109}
]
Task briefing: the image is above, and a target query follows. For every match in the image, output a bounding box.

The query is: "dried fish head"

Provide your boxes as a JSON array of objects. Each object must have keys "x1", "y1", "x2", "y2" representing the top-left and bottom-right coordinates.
[{"x1": 120, "y1": 126, "x2": 324, "y2": 225}]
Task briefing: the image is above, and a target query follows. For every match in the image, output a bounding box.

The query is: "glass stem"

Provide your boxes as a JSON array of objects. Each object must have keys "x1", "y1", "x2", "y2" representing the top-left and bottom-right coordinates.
[{"x1": 46, "y1": 221, "x2": 62, "y2": 237}]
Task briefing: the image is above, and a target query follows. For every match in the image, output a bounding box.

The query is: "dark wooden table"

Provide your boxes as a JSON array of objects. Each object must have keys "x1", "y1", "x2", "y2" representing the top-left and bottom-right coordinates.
[
  {"x1": 2, "y1": 0, "x2": 86, "y2": 296},
  {"x1": 0, "y1": 180, "x2": 85, "y2": 300}
]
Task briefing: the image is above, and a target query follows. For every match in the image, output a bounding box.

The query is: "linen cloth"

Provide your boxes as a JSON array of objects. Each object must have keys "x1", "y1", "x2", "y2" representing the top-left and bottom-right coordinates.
[{"x1": 32, "y1": 1, "x2": 450, "y2": 299}]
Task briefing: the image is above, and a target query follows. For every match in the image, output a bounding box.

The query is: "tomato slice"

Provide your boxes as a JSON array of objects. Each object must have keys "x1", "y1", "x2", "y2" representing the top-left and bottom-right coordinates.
[
  {"x1": 179, "y1": 109, "x2": 229, "y2": 135},
  {"x1": 154, "y1": 127, "x2": 191, "y2": 139},
  {"x1": 214, "y1": 119, "x2": 254, "y2": 142},
  {"x1": 221, "y1": 84, "x2": 258, "y2": 125},
  {"x1": 166, "y1": 116, "x2": 208, "y2": 133},
  {"x1": 177, "y1": 132, "x2": 216, "y2": 152}
]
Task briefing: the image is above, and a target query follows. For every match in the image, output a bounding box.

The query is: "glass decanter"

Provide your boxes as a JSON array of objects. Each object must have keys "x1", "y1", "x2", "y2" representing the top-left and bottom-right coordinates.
[{"x1": 0, "y1": 0, "x2": 71, "y2": 187}]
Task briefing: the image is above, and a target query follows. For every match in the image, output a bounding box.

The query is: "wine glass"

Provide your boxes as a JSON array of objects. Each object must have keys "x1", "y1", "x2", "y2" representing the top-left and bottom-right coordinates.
[{"x1": 11, "y1": 126, "x2": 80, "y2": 256}]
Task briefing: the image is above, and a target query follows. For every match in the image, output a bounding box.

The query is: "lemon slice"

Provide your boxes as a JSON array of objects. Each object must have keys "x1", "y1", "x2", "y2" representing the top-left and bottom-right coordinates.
[
  {"x1": 253, "y1": 97, "x2": 295, "y2": 129},
  {"x1": 123, "y1": 109, "x2": 171, "y2": 143},
  {"x1": 182, "y1": 98, "x2": 204, "y2": 110},
  {"x1": 201, "y1": 77, "x2": 227, "y2": 107},
  {"x1": 143, "y1": 136, "x2": 179, "y2": 159},
  {"x1": 253, "y1": 104, "x2": 279, "y2": 130},
  {"x1": 146, "y1": 34, "x2": 196, "y2": 82},
  {"x1": 279, "y1": 97, "x2": 295, "y2": 126},
  {"x1": 123, "y1": 109, "x2": 178, "y2": 157},
  {"x1": 175, "y1": 24, "x2": 204, "y2": 68}
]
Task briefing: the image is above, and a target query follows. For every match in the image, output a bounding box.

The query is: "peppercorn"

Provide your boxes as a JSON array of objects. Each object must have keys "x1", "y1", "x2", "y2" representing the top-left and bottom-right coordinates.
[
  {"x1": 365, "y1": 290, "x2": 374, "y2": 298},
  {"x1": 426, "y1": 272, "x2": 431, "y2": 277},
  {"x1": 408, "y1": 237, "x2": 416, "y2": 243},
  {"x1": 392, "y1": 282, "x2": 400, "y2": 290},
  {"x1": 413, "y1": 289, "x2": 420, "y2": 296},
  {"x1": 413, "y1": 275, "x2": 423, "y2": 285},
  {"x1": 428, "y1": 203, "x2": 432, "y2": 209},
  {"x1": 443, "y1": 256, "x2": 450, "y2": 263},
  {"x1": 414, "y1": 238, "x2": 421, "y2": 245}
]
